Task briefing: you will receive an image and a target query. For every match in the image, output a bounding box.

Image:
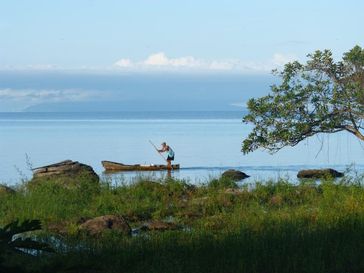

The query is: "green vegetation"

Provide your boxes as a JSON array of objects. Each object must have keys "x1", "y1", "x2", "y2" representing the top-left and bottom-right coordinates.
[
  {"x1": 0, "y1": 219, "x2": 54, "y2": 273},
  {"x1": 243, "y1": 45, "x2": 364, "y2": 154},
  {"x1": 1, "y1": 174, "x2": 364, "y2": 273}
]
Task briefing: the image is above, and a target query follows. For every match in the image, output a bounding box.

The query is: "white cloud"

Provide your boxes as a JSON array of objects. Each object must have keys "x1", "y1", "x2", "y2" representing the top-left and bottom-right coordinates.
[
  {"x1": 114, "y1": 59, "x2": 132, "y2": 68},
  {"x1": 114, "y1": 52, "x2": 297, "y2": 73},
  {"x1": 115, "y1": 52, "x2": 205, "y2": 69},
  {"x1": 209, "y1": 60, "x2": 235, "y2": 70},
  {"x1": 25, "y1": 64, "x2": 58, "y2": 70},
  {"x1": 169, "y1": 56, "x2": 202, "y2": 67},
  {"x1": 143, "y1": 52, "x2": 203, "y2": 68},
  {"x1": 0, "y1": 64, "x2": 58, "y2": 71},
  {"x1": 272, "y1": 53, "x2": 296, "y2": 66},
  {"x1": 144, "y1": 52, "x2": 170, "y2": 66},
  {"x1": 0, "y1": 88, "x2": 93, "y2": 103},
  {"x1": 0, "y1": 53, "x2": 298, "y2": 74},
  {"x1": 114, "y1": 52, "x2": 241, "y2": 71}
]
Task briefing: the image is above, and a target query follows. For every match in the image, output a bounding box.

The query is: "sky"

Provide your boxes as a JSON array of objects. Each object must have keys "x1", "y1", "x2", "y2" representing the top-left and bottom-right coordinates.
[{"x1": 0, "y1": 0, "x2": 363, "y2": 111}]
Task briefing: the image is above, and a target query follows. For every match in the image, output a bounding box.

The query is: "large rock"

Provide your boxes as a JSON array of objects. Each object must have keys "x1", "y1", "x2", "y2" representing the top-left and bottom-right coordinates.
[
  {"x1": 297, "y1": 168, "x2": 344, "y2": 179},
  {"x1": 30, "y1": 160, "x2": 99, "y2": 186},
  {"x1": 222, "y1": 169, "x2": 249, "y2": 181},
  {"x1": 79, "y1": 215, "x2": 131, "y2": 236},
  {"x1": 0, "y1": 184, "x2": 15, "y2": 195}
]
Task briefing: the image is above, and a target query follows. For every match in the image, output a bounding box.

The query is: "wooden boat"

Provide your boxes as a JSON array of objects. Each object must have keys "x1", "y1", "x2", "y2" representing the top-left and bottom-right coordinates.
[{"x1": 102, "y1": 160, "x2": 180, "y2": 172}]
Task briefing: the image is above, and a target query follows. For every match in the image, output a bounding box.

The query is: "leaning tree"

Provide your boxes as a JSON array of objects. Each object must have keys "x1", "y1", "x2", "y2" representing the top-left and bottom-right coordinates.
[{"x1": 242, "y1": 45, "x2": 364, "y2": 154}]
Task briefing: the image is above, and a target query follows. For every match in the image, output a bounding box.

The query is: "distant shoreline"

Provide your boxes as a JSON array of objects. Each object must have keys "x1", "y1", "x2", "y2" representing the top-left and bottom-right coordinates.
[{"x1": 0, "y1": 110, "x2": 246, "y2": 120}]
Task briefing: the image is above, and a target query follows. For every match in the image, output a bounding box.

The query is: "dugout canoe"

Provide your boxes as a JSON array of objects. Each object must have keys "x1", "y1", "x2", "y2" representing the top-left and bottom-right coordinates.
[{"x1": 102, "y1": 161, "x2": 180, "y2": 171}]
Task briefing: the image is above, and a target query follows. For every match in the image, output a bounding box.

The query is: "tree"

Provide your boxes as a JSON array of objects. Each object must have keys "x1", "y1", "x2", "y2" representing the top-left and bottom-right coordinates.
[{"x1": 242, "y1": 46, "x2": 364, "y2": 154}]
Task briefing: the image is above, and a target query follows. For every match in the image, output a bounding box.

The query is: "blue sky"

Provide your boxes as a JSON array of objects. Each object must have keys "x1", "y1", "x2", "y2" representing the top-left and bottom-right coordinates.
[
  {"x1": 0, "y1": 1, "x2": 363, "y2": 111},
  {"x1": 1, "y1": 0, "x2": 363, "y2": 72}
]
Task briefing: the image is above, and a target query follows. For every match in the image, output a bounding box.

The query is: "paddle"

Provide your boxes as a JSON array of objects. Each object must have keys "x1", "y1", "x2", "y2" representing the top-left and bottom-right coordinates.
[{"x1": 149, "y1": 140, "x2": 167, "y2": 162}]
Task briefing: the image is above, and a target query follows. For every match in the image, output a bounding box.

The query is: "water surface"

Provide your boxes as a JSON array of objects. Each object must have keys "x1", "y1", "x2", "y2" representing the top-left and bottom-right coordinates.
[{"x1": 1, "y1": 112, "x2": 363, "y2": 185}]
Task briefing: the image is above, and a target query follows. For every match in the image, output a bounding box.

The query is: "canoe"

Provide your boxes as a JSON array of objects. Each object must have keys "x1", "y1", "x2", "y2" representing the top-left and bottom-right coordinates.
[{"x1": 102, "y1": 161, "x2": 180, "y2": 172}]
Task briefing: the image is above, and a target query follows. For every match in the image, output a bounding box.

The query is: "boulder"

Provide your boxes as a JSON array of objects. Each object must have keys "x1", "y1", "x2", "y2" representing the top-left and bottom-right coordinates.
[
  {"x1": 141, "y1": 220, "x2": 179, "y2": 231},
  {"x1": 79, "y1": 215, "x2": 131, "y2": 236},
  {"x1": 0, "y1": 184, "x2": 15, "y2": 195},
  {"x1": 48, "y1": 217, "x2": 92, "y2": 235},
  {"x1": 297, "y1": 169, "x2": 344, "y2": 179},
  {"x1": 222, "y1": 169, "x2": 249, "y2": 181},
  {"x1": 30, "y1": 160, "x2": 99, "y2": 186}
]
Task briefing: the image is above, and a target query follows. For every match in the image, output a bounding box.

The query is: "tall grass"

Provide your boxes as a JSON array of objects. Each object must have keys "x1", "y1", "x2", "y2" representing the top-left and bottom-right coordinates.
[{"x1": 1, "y1": 174, "x2": 364, "y2": 272}]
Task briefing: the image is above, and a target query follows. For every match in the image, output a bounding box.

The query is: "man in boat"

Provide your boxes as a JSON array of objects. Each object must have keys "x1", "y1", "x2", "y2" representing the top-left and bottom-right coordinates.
[{"x1": 158, "y1": 142, "x2": 175, "y2": 169}]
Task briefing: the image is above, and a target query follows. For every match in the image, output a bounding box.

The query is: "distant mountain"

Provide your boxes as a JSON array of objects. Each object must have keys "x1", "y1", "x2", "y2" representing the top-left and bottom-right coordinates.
[
  {"x1": 1, "y1": 72, "x2": 275, "y2": 112},
  {"x1": 24, "y1": 100, "x2": 245, "y2": 112},
  {"x1": 24, "y1": 97, "x2": 249, "y2": 112}
]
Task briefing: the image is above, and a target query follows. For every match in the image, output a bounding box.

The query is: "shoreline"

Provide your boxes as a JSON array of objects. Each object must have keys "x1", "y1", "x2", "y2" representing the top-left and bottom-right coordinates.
[{"x1": 2, "y1": 163, "x2": 364, "y2": 186}]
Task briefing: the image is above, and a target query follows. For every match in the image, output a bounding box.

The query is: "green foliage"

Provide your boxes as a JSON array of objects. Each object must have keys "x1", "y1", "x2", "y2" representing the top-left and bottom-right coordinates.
[
  {"x1": 206, "y1": 177, "x2": 238, "y2": 189},
  {"x1": 0, "y1": 179, "x2": 100, "y2": 225},
  {"x1": 0, "y1": 220, "x2": 54, "y2": 253},
  {"x1": 58, "y1": 219, "x2": 363, "y2": 273},
  {"x1": 242, "y1": 45, "x2": 364, "y2": 154},
  {"x1": 1, "y1": 175, "x2": 364, "y2": 272},
  {"x1": 0, "y1": 219, "x2": 54, "y2": 273}
]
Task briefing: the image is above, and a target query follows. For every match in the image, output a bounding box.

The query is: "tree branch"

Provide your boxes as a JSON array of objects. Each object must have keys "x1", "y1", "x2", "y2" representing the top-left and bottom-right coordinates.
[{"x1": 343, "y1": 125, "x2": 364, "y2": 141}]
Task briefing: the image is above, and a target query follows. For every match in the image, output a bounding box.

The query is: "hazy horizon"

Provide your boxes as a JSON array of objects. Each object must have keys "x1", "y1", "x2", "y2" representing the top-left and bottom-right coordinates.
[{"x1": 0, "y1": 72, "x2": 275, "y2": 112}]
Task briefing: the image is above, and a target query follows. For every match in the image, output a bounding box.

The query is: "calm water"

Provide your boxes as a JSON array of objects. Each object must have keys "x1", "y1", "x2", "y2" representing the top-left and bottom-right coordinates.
[{"x1": 1, "y1": 111, "x2": 363, "y2": 185}]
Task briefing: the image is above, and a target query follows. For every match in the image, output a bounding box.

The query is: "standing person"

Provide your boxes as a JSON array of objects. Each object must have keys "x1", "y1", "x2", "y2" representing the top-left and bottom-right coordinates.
[{"x1": 158, "y1": 142, "x2": 175, "y2": 169}]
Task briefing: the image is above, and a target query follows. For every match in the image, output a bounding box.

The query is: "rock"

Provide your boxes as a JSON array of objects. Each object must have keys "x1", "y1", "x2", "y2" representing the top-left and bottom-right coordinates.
[
  {"x1": 0, "y1": 184, "x2": 15, "y2": 195},
  {"x1": 141, "y1": 220, "x2": 179, "y2": 231},
  {"x1": 297, "y1": 169, "x2": 344, "y2": 179},
  {"x1": 48, "y1": 217, "x2": 92, "y2": 235},
  {"x1": 222, "y1": 169, "x2": 249, "y2": 181},
  {"x1": 30, "y1": 160, "x2": 99, "y2": 186},
  {"x1": 79, "y1": 215, "x2": 131, "y2": 236}
]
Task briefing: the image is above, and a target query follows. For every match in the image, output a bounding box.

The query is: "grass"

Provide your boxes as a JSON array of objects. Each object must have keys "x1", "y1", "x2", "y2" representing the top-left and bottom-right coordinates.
[{"x1": 1, "y1": 174, "x2": 364, "y2": 273}]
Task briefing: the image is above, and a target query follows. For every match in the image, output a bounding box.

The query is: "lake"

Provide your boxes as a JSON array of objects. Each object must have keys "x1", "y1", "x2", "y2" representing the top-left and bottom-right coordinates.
[{"x1": 1, "y1": 111, "x2": 363, "y2": 185}]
